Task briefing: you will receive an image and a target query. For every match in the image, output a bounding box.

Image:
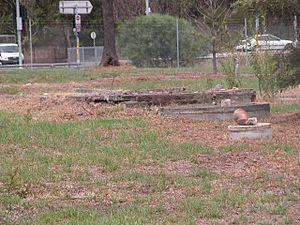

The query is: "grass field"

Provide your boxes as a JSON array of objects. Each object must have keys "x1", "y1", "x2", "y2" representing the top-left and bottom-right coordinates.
[{"x1": 0, "y1": 67, "x2": 299, "y2": 224}]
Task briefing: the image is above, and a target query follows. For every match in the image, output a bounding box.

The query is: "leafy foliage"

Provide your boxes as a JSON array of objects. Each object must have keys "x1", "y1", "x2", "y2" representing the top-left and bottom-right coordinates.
[
  {"x1": 117, "y1": 14, "x2": 205, "y2": 67},
  {"x1": 220, "y1": 57, "x2": 242, "y2": 88},
  {"x1": 187, "y1": 0, "x2": 236, "y2": 72},
  {"x1": 274, "y1": 47, "x2": 300, "y2": 90},
  {"x1": 234, "y1": 0, "x2": 300, "y2": 23},
  {"x1": 250, "y1": 50, "x2": 278, "y2": 100}
]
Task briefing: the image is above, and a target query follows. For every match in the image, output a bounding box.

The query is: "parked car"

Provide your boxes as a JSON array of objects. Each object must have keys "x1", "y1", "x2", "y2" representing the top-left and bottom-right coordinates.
[
  {"x1": 236, "y1": 34, "x2": 294, "y2": 51},
  {"x1": 0, "y1": 43, "x2": 23, "y2": 65}
]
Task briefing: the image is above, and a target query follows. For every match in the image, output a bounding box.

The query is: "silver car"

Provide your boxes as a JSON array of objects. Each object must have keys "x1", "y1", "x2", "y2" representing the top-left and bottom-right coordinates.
[{"x1": 236, "y1": 34, "x2": 294, "y2": 51}]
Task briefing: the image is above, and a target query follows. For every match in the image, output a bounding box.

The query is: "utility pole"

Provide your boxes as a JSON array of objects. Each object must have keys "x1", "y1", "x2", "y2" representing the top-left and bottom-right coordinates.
[
  {"x1": 294, "y1": 15, "x2": 298, "y2": 47},
  {"x1": 145, "y1": 0, "x2": 150, "y2": 15},
  {"x1": 255, "y1": 16, "x2": 259, "y2": 48},
  {"x1": 74, "y1": 7, "x2": 81, "y2": 64},
  {"x1": 244, "y1": 17, "x2": 248, "y2": 65},
  {"x1": 29, "y1": 17, "x2": 33, "y2": 67},
  {"x1": 16, "y1": 0, "x2": 23, "y2": 66},
  {"x1": 244, "y1": 17, "x2": 248, "y2": 38},
  {"x1": 176, "y1": 18, "x2": 180, "y2": 68}
]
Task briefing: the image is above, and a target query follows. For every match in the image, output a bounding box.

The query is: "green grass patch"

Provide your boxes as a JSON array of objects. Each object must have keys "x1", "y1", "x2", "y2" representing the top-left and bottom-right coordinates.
[
  {"x1": 271, "y1": 103, "x2": 300, "y2": 113},
  {"x1": 0, "y1": 68, "x2": 257, "y2": 90},
  {"x1": 113, "y1": 171, "x2": 194, "y2": 192},
  {"x1": 267, "y1": 202, "x2": 288, "y2": 215},
  {"x1": 192, "y1": 168, "x2": 220, "y2": 180},
  {"x1": 219, "y1": 143, "x2": 251, "y2": 152},
  {"x1": 258, "y1": 144, "x2": 295, "y2": 156},
  {"x1": 21, "y1": 205, "x2": 158, "y2": 225},
  {"x1": 182, "y1": 188, "x2": 249, "y2": 218},
  {"x1": 0, "y1": 110, "x2": 213, "y2": 188},
  {"x1": 182, "y1": 196, "x2": 225, "y2": 218},
  {"x1": 0, "y1": 86, "x2": 22, "y2": 94},
  {"x1": 90, "y1": 75, "x2": 258, "y2": 91}
]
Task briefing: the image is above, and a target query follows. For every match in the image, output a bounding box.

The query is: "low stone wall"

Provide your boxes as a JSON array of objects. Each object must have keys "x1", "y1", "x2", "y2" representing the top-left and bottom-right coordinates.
[
  {"x1": 69, "y1": 88, "x2": 256, "y2": 106},
  {"x1": 160, "y1": 102, "x2": 270, "y2": 120}
]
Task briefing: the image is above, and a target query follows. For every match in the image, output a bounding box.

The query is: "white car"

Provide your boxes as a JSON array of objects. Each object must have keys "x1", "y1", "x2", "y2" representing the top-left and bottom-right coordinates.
[
  {"x1": 0, "y1": 43, "x2": 23, "y2": 65},
  {"x1": 236, "y1": 34, "x2": 294, "y2": 51}
]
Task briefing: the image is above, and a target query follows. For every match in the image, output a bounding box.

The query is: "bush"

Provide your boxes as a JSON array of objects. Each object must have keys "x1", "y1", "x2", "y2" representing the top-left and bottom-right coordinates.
[
  {"x1": 274, "y1": 47, "x2": 300, "y2": 91},
  {"x1": 117, "y1": 14, "x2": 205, "y2": 67},
  {"x1": 220, "y1": 57, "x2": 241, "y2": 88},
  {"x1": 250, "y1": 50, "x2": 278, "y2": 100}
]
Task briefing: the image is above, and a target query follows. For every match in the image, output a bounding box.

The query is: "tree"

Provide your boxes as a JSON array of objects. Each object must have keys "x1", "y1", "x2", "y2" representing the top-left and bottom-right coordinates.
[
  {"x1": 118, "y1": 14, "x2": 204, "y2": 67},
  {"x1": 275, "y1": 47, "x2": 300, "y2": 91},
  {"x1": 100, "y1": 0, "x2": 119, "y2": 66},
  {"x1": 187, "y1": 0, "x2": 233, "y2": 72},
  {"x1": 234, "y1": 0, "x2": 300, "y2": 23},
  {"x1": 0, "y1": 0, "x2": 15, "y2": 34}
]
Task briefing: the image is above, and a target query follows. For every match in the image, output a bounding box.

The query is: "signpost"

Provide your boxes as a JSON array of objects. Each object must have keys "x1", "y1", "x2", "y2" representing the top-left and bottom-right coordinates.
[
  {"x1": 16, "y1": 0, "x2": 23, "y2": 66},
  {"x1": 59, "y1": 1, "x2": 93, "y2": 63},
  {"x1": 90, "y1": 31, "x2": 97, "y2": 62}
]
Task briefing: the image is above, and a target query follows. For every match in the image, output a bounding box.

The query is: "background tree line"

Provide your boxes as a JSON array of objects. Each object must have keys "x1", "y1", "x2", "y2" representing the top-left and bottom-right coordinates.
[
  {"x1": 0, "y1": 0, "x2": 299, "y2": 71},
  {"x1": 1, "y1": 0, "x2": 299, "y2": 48}
]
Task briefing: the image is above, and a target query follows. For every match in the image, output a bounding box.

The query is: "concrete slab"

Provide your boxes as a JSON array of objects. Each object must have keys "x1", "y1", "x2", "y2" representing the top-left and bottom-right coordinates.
[
  {"x1": 68, "y1": 88, "x2": 256, "y2": 106},
  {"x1": 228, "y1": 123, "x2": 272, "y2": 140},
  {"x1": 160, "y1": 102, "x2": 270, "y2": 120}
]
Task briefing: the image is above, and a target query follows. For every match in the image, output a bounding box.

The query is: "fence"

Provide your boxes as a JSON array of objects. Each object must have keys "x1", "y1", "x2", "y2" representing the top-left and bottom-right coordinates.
[
  {"x1": 1, "y1": 19, "x2": 298, "y2": 68},
  {"x1": 67, "y1": 46, "x2": 104, "y2": 67}
]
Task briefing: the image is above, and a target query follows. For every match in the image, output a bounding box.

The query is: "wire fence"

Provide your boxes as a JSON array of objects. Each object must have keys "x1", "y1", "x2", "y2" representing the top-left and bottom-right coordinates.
[
  {"x1": 68, "y1": 46, "x2": 103, "y2": 67},
  {"x1": 0, "y1": 19, "x2": 298, "y2": 67}
]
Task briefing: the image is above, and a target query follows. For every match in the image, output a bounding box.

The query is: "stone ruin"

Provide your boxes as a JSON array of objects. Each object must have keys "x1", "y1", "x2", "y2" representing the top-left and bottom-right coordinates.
[{"x1": 67, "y1": 86, "x2": 270, "y2": 122}]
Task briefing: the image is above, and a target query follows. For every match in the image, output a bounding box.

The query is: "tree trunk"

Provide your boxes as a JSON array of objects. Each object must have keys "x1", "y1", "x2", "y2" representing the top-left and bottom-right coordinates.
[
  {"x1": 100, "y1": 0, "x2": 120, "y2": 66},
  {"x1": 212, "y1": 45, "x2": 218, "y2": 73}
]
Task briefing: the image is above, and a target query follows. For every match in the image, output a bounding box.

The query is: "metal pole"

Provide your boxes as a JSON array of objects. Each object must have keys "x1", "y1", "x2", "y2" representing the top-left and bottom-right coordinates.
[
  {"x1": 244, "y1": 17, "x2": 248, "y2": 38},
  {"x1": 244, "y1": 17, "x2": 248, "y2": 65},
  {"x1": 16, "y1": 0, "x2": 23, "y2": 66},
  {"x1": 76, "y1": 34, "x2": 80, "y2": 63},
  {"x1": 255, "y1": 16, "x2": 259, "y2": 48},
  {"x1": 93, "y1": 38, "x2": 97, "y2": 63},
  {"x1": 74, "y1": 7, "x2": 80, "y2": 64},
  {"x1": 294, "y1": 15, "x2": 298, "y2": 47},
  {"x1": 145, "y1": 0, "x2": 150, "y2": 15},
  {"x1": 176, "y1": 18, "x2": 180, "y2": 68},
  {"x1": 29, "y1": 17, "x2": 33, "y2": 67}
]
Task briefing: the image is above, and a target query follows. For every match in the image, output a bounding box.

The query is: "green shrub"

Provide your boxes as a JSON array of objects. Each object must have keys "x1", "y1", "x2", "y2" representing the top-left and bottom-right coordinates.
[
  {"x1": 117, "y1": 14, "x2": 205, "y2": 67},
  {"x1": 274, "y1": 47, "x2": 300, "y2": 91},
  {"x1": 220, "y1": 57, "x2": 242, "y2": 88},
  {"x1": 250, "y1": 50, "x2": 278, "y2": 100}
]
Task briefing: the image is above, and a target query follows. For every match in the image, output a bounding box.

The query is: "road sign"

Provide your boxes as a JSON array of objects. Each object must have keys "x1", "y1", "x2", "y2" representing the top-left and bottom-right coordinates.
[
  {"x1": 90, "y1": 32, "x2": 96, "y2": 40},
  {"x1": 59, "y1": 1, "x2": 93, "y2": 14},
  {"x1": 75, "y1": 15, "x2": 81, "y2": 32}
]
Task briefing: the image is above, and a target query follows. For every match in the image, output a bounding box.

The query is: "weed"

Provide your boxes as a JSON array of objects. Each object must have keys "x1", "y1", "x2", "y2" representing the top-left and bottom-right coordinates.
[
  {"x1": 278, "y1": 217, "x2": 294, "y2": 225},
  {"x1": 230, "y1": 214, "x2": 249, "y2": 224},
  {"x1": 267, "y1": 202, "x2": 288, "y2": 215},
  {"x1": 200, "y1": 181, "x2": 214, "y2": 194},
  {"x1": 220, "y1": 57, "x2": 242, "y2": 88},
  {"x1": 258, "y1": 221, "x2": 273, "y2": 225},
  {"x1": 23, "y1": 109, "x2": 32, "y2": 124},
  {"x1": 192, "y1": 168, "x2": 220, "y2": 180},
  {"x1": 258, "y1": 170, "x2": 284, "y2": 183}
]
